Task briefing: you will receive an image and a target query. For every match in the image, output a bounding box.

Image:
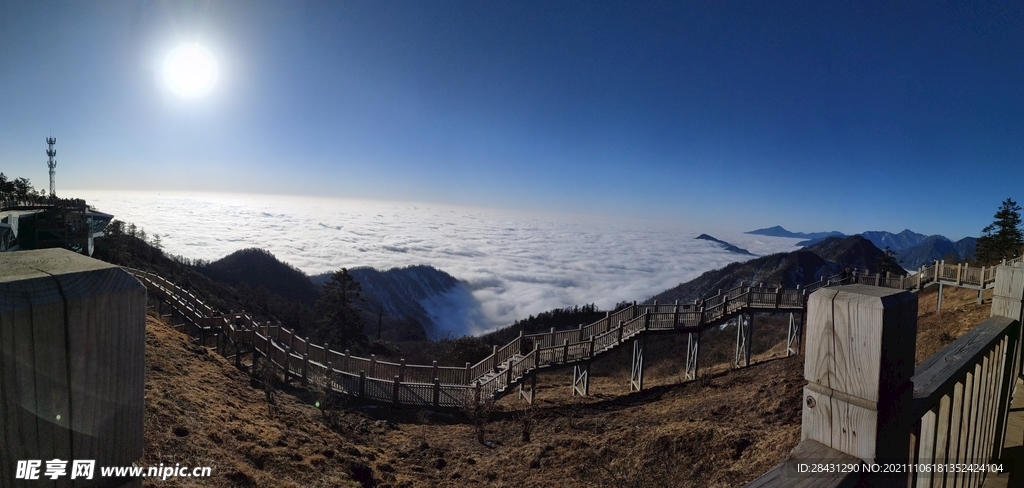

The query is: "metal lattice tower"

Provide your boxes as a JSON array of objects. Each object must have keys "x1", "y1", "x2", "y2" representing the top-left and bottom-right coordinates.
[{"x1": 46, "y1": 136, "x2": 57, "y2": 197}]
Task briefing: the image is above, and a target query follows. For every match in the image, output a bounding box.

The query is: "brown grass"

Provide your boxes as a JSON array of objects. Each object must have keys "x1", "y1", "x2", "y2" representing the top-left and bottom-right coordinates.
[
  {"x1": 143, "y1": 314, "x2": 366, "y2": 487},
  {"x1": 144, "y1": 283, "x2": 992, "y2": 487},
  {"x1": 915, "y1": 285, "x2": 992, "y2": 365}
]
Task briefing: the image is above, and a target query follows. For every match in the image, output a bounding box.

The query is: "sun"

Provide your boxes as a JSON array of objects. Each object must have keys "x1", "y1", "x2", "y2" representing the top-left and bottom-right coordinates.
[{"x1": 163, "y1": 44, "x2": 219, "y2": 98}]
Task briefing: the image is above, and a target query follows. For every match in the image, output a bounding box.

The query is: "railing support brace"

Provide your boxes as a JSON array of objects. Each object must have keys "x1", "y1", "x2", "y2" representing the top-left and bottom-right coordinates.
[
  {"x1": 787, "y1": 312, "x2": 801, "y2": 357},
  {"x1": 573, "y1": 363, "x2": 590, "y2": 396},
  {"x1": 685, "y1": 331, "x2": 700, "y2": 381},
  {"x1": 735, "y1": 314, "x2": 751, "y2": 368},
  {"x1": 630, "y1": 335, "x2": 644, "y2": 392},
  {"x1": 519, "y1": 373, "x2": 536, "y2": 404}
]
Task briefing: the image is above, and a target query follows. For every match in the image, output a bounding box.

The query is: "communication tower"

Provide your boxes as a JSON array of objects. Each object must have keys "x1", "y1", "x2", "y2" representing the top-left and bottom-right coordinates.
[{"x1": 46, "y1": 136, "x2": 57, "y2": 197}]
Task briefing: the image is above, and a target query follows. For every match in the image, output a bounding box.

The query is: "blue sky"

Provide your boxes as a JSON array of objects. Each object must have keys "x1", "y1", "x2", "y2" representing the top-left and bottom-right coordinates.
[{"x1": 1, "y1": 1, "x2": 1021, "y2": 240}]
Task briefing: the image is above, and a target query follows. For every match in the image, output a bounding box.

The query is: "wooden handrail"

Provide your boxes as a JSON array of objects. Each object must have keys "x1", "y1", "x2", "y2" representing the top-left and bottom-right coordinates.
[
  {"x1": 751, "y1": 263, "x2": 1024, "y2": 487},
  {"x1": 125, "y1": 259, "x2": 1022, "y2": 409},
  {"x1": 911, "y1": 316, "x2": 1017, "y2": 419}
]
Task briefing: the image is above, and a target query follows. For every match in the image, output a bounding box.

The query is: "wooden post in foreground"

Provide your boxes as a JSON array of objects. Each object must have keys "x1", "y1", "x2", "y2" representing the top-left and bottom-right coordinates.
[
  {"x1": 991, "y1": 263, "x2": 1024, "y2": 325},
  {"x1": 802, "y1": 284, "x2": 916, "y2": 466},
  {"x1": 0, "y1": 249, "x2": 146, "y2": 488},
  {"x1": 990, "y1": 263, "x2": 1024, "y2": 460}
]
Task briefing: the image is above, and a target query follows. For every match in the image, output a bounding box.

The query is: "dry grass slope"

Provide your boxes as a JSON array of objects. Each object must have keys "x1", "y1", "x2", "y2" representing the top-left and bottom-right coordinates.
[
  {"x1": 143, "y1": 284, "x2": 992, "y2": 487},
  {"x1": 144, "y1": 315, "x2": 367, "y2": 487}
]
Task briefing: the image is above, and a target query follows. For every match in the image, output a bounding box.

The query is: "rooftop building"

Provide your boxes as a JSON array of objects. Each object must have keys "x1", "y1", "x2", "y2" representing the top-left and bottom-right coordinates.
[{"x1": 0, "y1": 198, "x2": 113, "y2": 256}]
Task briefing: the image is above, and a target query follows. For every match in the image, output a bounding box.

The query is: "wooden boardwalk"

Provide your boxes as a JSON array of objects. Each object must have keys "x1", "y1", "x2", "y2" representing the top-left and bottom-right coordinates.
[{"x1": 125, "y1": 256, "x2": 1023, "y2": 408}]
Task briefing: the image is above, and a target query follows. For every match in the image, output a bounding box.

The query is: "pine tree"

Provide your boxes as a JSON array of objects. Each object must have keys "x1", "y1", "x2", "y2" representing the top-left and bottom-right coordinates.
[
  {"x1": 876, "y1": 246, "x2": 904, "y2": 275},
  {"x1": 975, "y1": 198, "x2": 1024, "y2": 265},
  {"x1": 313, "y1": 268, "x2": 367, "y2": 350},
  {"x1": 0, "y1": 173, "x2": 11, "y2": 199}
]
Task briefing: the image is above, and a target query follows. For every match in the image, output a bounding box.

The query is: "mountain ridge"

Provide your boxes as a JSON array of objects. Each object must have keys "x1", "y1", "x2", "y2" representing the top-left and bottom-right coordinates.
[
  {"x1": 313, "y1": 265, "x2": 482, "y2": 340},
  {"x1": 695, "y1": 234, "x2": 754, "y2": 256},
  {"x1": 650, "y1": 236, "x2": 886, "y2": 304},
  {"x1": 744, "y1": 225, "x2": 844, "y2": 240}
]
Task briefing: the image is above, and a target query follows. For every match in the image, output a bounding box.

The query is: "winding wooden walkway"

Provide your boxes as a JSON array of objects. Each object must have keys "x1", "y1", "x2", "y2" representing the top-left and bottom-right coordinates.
[{"x1": 125, "y1": 255, "x2": 1022, "y2": 408}]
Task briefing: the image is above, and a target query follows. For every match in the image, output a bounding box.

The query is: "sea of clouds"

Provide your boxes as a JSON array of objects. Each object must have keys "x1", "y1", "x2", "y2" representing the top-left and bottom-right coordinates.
[{"x1": 73, "y1": 191, "x2": 801, "y2": 336}]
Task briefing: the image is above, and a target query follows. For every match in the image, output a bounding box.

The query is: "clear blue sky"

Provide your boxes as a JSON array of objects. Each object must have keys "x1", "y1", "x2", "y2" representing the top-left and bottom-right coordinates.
[{"x1": 1, "y1": 1, "x2": 1021, "y2": 240}]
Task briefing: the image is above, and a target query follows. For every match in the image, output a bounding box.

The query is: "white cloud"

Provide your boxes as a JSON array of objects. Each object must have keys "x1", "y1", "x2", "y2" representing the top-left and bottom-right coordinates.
[{"x1": 73, "y1": 191, "x2": 800, "y2": 335}]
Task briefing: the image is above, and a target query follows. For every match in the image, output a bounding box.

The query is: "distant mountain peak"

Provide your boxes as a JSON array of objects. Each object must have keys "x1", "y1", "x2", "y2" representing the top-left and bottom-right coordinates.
[
  {"x1": 747, "y1": 226, "x2": 845, "y2": 240},
  {"x1": 745, "y1": 225, "x2": 792, "y2": 236}
]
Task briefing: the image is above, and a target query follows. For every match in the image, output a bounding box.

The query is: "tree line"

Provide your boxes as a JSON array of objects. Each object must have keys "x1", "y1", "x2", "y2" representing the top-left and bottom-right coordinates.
[
  {"x1": 0, "y1": 173, "x2": 45, "y2": 200},
  {"x1": 856, "y1": 198, "x2": 1023, "y2": 272},
  {"x1": 975, "y1": 198, "x2": 1024, "y2": 265}
]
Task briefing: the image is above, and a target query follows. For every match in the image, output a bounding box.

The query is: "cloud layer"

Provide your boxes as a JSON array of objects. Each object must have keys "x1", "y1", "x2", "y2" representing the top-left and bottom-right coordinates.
[{"x1": 74, "y1": 191, "x2": 800, "y2": 335}]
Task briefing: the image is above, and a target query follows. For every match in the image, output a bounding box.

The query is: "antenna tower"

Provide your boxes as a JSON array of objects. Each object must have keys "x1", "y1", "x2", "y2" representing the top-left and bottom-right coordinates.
[{"x1": 46, "y1": 136, "x2": 57, "y2": 197}]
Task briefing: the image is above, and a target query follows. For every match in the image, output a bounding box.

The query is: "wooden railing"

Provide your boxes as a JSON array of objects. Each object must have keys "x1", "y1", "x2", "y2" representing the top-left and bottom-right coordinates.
[
  {"x1": 749, "y1": 263, "x2": 1024, "y2": 487},
  {"x1": 0, "y1": 197, "x2": 90, "y2": 211},
  {"x1": 128, "y1": 256, "x2": 1024, "y2": 408},
  {"x1": 907, "y1": 315, "x2": 1020, "y2": 488}
]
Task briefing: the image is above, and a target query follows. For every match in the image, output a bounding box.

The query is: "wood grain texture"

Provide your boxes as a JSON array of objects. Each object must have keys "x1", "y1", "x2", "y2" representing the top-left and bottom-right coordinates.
[
  {"x1": 802, "y1": 285, "x2": 916, "y2": 465},
  {"x1": 915, "y1": 406, "x2": 937, "y2": 488},
  {"x1": 991, "y1": 265, "x2": 1024, "y2": 323},
  {"x1": 911, "y1": 316, "x2": 1015, "y2": 418},
  {"x1": 746, "y1": 439, "x2": 864, "y2": 488},
  {"x1": 0, "y1": 248, "x2": 145, "y2": 486},
  {"x1": 933, "y1": 393, "x2": 953, "y2": 485},
  {"x1": 805, "y1": 288, "x2": 839, "y2": 390}
]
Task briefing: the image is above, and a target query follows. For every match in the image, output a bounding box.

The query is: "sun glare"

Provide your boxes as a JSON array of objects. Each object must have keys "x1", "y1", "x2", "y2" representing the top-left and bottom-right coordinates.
[{"x1": 163, "y1": 44, "x2": 219, "y2": 98}]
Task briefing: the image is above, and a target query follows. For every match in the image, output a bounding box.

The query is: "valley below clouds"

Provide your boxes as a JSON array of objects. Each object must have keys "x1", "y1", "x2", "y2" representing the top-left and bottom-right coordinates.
[{"x1": 75, "y1": 191, "x2": 800, "y2": 335}]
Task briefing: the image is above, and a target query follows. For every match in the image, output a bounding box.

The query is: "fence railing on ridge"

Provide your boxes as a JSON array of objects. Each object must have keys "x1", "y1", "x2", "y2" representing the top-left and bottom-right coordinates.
[
  {"x1": 747, "y1": 262, "x2": 1024, "y2": 488},
  {"x1": 125, "y1": 255, "x2": 1023, "y2": 408}
]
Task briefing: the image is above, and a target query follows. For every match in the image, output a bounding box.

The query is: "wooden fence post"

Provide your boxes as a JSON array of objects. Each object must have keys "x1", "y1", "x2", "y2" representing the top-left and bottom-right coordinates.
[
  {"x1": 433, "y1": 378, "x2": 441, "y2": 407},
  {"x1": 491, "y1": 341, "x2": 499, "y2": 372},
  {"x1": 301, "y1": 352, "x2": 309, "y2": 384},
  {"x1": 1, "y1": 250, "x2": 148, "y2": 482},
  {"x1": 990, "y1": 264, "x2": 1024, "y2": 459},
  {"x1": 802, "y1": 284, "x2": 917, "y2": 465},
  {"x1": 0, "y1": 249, "x2": 146, "y2": 482},
  {"x1": 283, "y1": 345, "x2": 291, "y2": 383},
  {"x1": 991, "y1": 264, "x2": 1024, "y2": 324},
  {"x1": 326, "y1": 361, "x2": 333, "y2": 390}
]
